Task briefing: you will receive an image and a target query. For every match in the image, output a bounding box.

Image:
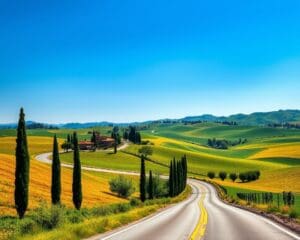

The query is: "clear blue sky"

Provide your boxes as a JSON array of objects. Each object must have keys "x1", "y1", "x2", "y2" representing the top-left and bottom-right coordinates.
[{"x1": 1, "y1": 0, "x2": 300, "y2": 123}]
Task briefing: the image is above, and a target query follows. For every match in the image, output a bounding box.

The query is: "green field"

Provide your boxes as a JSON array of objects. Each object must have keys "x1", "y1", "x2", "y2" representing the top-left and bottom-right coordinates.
[{"x1": 1, "y1": 122, "x2": 299, "y2": 205}]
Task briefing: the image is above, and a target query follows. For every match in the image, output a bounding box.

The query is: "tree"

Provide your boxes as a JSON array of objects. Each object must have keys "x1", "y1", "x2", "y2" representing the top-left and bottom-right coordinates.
[
  {"x1": 15, "y1": 108, "x2": 30, "y2": 219},
  {"x1": 123, "y1": 131, "x2": 129, "y2": 140},
  {"x1": 207, "y1": 171, "x2": 215, "y2": 179},
  {"x1": 229, "y1": 173, "x2": 237, "y2": 182},
  {"x1": 173, "y1": 158, "x2": 178, "y2": 195},
  {"x1": 112, "y1": 127, "x2": 119, "y2": 154},
  {"x1": 51, "y1": 134, "x2": 61, "y2": 205},
  {"x1": 169, "y1": 160, "x2": 174, "y2": 197},
  {"x1": 135, "y1": 132, "x2": 141, "y2": 144},
  {"x1": 91, "y1": 131, "x2": 97, "y2": 149},
  {"x1": 72, "y1": 132, "x2": 82, "y2": 210},
  {"x1": 148, "y1": 170, "x2": 154, "y2": 199},
  {"x1": 139, "y1": 155, "x2": 146, "y2": 202},
  {"x1": 239, "y1": 173, "x2": 246, "y2": 182},
  {"x1": 109, "y1": 175, "x2": 135, "y2": 198},
  {"x1": 219, "y1": 171, "x2": 227, "y2": 181},
  {"x1": 138, "y1": 146, "x2": 153, "y2": 158}
]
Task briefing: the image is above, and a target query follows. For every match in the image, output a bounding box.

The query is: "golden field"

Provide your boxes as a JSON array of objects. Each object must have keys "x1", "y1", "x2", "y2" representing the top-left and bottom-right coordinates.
[{"x1": 0, "y1": 136, "x2": 133, "y2": 216}]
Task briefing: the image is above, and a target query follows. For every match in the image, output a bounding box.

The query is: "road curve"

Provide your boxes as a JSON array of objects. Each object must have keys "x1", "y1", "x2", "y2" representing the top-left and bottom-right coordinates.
[{"x1": 35, "y1": 153, "x2": 300, "y2": 240}]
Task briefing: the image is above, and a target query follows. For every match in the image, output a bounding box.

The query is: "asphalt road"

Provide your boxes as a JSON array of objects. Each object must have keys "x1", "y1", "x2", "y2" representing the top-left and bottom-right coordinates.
[
  {"x1": 35, "y1": 153, "x2": 300, "y2": 240},
  {"x1": 91, "y1": 180, "x2": 299, "y2": 240}
]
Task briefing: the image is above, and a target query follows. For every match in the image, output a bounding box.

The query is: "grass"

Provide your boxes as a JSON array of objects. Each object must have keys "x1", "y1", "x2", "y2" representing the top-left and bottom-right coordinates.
[
  {"x1": 223, "y1": 185, "x2": 300, "y2": 218},
  {"x1": 1, "y1": 186, "x2": 191, "y2": 240}
]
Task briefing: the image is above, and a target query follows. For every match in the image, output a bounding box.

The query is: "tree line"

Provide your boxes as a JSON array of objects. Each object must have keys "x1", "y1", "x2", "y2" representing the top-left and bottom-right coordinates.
[
  {"x1": 14, "y1": 108, "x2": 82, "y2": 218},
  {"x1": 236, "y1": 191, "x2": 296, "y2": 207},
  {"x1": 207, "y1": 170, "x2": 260, "y2": 182},
  {"x1": 207, "y1": 138, "x2": 247, "y2": 150}
]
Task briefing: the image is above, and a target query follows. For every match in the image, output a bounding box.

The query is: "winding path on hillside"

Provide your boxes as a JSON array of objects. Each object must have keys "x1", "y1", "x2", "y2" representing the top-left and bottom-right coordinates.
[{"x1": 35, "y1": 152, "x2": 300, "y2": 240}]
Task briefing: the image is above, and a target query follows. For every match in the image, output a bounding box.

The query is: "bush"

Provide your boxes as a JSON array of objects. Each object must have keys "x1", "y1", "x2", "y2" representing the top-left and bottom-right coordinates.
[
  {"x1": 18, "y1": 218, "x2": 38, "y2": 235},
  {"x1": 229, "y1": 173, "x2": 238, "y2": 182},
  {"x1": 109, "y1": 175, "x2": 135, "y2": 198},
  {"x1": 207, "y1": 171, "x2": 215, "y2": 179},
  {"x1": 31, "y1": 204, "x2": 65, "y2": 230},
  {"x1": 219, "y1": 171, "x2": 227, "y2": 181},
  {"x1": 289, "y1": 208, "x2": 298, "y2": 219},
  {"x1": 147, "y1": 174, "x2": 168, "y2": 198},
  {"x1": 130, "y1": 198, "x2": 142, "y2": 207}
]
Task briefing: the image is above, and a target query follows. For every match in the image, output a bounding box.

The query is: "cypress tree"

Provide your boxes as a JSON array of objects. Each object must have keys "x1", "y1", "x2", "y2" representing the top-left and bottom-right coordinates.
[
  {"x1": 140, "y1": 155, "x2": 146, "y2": 202},
  {"x1": 72, "y1": 132, "x2": 82, "y2": 210},
  {"x1": 15, "y1": 108, "x2": 30, "y2": 219},
  {"x1": 173, "y1": 158, "x2": 178, "y2": 195},
  {"x1": 148, "y1": 170, "x2": 154, "y2": 199},
  {"x1": 177, "y1": 160, "x2": 183, "y2": 193},
  {"x1": 51, "y1": 134, "x2": 61, "y2": 205},
  {"x1": 169, "y1": 161, "x2": 173, "y2": 197}
]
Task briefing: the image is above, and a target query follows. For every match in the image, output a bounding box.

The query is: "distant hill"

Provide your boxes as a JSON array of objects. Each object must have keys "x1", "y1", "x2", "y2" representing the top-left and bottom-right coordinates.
[
  {"x1": 181, "y1": 110, "x2": 300, "y2": 126},
  {"x1": 0, "y1": 110, "x2": 299, "y2": 129}
]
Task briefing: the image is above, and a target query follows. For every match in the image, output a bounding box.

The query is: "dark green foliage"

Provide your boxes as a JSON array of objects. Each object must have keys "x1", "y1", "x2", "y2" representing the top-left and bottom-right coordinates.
[
  {"x1": 138, "y1": 146, "x2": 153, "y2": 158},
  {"x1": 283, "y1": 191, "x2": 295, "y2": 206},
  {"x1": 229, "y1": 173, "x2": 238, "y2": 182},
  {"x1": 239, "y1": 171, "x2": 260, "y2": 182},
  {"x1": 219, "y1": 171, "x2": 227, "y2": 181},
  {"x1": 112, "y1": 127, "x2": 119, "y2": 154},
  {"x1": 168, "y1": 156, "x2": 188, "y2": 197},
  {"x1": 148, "y1": 170, "x2": 154, "y2": 199},
  {"x1": 128, "y1": 126, "x2": 142, "y2": 144},
  {"x1": 169, "y1": 161, "x2": 174, "y2": 197},
  {"x1": 91, "y1": 131, "x2": 97, "y2": 148},
  {"x1": 207, "y1": 137, "x2": 247, "y2": 149},
  {"x1": 72, "y1": 132, "x2": 82, "y2": 210},
  {"x1": 139, "y1": 155, "x2": 146, "y2": 202},
  {"x1": 109, "y1": 175, "x2": 135, "y2": 198},
  {"x1": 15, "y1": 108, "x2": 30, "y2": 219},
  {"x1": 207, "y1": 171, "x2": 215, "y2": 179},
  {"x1": 239, "y1": 173, "x2": 246, "y2": 182},
  {"x1": 51, "y1": 135, "x2": 61, "y2": 205}
]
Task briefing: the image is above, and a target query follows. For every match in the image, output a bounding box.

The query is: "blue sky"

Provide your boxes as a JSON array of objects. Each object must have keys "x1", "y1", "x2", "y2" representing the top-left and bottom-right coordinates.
[{"x1": 1, "y1": 0, "x2": 300, "y2": 123}]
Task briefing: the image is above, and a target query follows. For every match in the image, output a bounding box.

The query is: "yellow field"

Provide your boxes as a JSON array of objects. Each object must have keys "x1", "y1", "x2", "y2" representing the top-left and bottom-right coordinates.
[
  {"x1": 211, "y1": 166, "x2": 300, "y2": 193},
  {"x1": 0, "y1": 136, "x2": 132, "y2": 216},
  {"x1": 250, "y1": 143, "x2": 300, "y2": 159},
  {"x1": 0, "y1": 136, "x2": 64, "y2": 156}
]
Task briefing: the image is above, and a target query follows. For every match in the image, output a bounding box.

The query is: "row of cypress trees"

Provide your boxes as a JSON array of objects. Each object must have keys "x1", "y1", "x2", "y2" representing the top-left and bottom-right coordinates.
[
  {"x1": 14, "y1": 108, "x2": 82, "y2": 218},
  {"x1": 169, "y1": 155, "x2": 187, "y2": 197}
]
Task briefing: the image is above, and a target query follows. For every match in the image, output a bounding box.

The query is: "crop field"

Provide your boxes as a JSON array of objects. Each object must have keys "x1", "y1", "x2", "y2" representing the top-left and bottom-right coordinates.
[
  {"x1": 0, "y1": 136, "x2": 138, "y2": 216},
  {"x1": 1, "y1": 123, "x2": 299, "y2": 215}
]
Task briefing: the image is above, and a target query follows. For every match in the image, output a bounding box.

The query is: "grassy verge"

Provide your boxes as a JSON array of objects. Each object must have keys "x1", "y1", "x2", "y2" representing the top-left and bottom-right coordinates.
[{"x1": 0, "y1": 186, "x2": 191, "y2": 240}]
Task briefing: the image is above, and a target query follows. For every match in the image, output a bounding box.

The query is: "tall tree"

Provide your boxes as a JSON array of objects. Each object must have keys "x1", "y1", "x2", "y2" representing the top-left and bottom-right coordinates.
[
  {"x1": 15, "y1": 108, "x2": 30, "y2": 219},
  {"x1": 51, "y1": 134, "x2": 61, "y2": 205},
  {"x1": 169, "y1": 160, "x2": 174, "y2": 197},
  {"x1": 72, "y1": 132, "x2": 82, "y2": 210},
  {"x1": 139, "y1": 155, "x2": 146, "y2": 202},
  {"x1": 172, "y1": 158, "x2": 177, "y2": 195},
  {"x1": 148, "y1": 170, "x2": 154, "y2": 199}
]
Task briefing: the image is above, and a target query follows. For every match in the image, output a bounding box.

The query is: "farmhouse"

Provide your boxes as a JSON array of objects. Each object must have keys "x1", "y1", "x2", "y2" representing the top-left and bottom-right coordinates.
[
  {"x1": 79, "y1": 132, "x2": 115, "y2": 150},
  {"x1": 78, "y1": 141, "x2": 95, "y2": 150}
]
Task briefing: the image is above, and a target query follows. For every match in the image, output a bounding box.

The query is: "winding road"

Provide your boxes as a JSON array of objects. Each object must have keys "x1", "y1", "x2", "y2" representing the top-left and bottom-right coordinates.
[{"x1": 35, "y1": 152, "x2": 300, "y2": 240}]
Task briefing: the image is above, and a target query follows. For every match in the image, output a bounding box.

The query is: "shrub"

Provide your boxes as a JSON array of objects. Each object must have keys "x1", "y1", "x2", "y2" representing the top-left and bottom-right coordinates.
[
  {"x1": 109, "y1": 175, "x2": 135, "y2": 198},
  {"x1": 147, "y1": 174, "x2": 168, "y2": 198},
  {"x1": 31, "y1": 204, "x2": 65, "y2": 230},
  {"x1": 130, "y1": 198, "x2": 142, "y2": 207},
  {"x1": 229, "y1": 173, "x2": 238, "y2": 182},
  {"x1": 219, "y1": 171, "x2": 227, "y2": 181},
  {"x1": 207, "y1": 171, "x2": 215, "y2": 179},
  {"x1": 18, "y1": 218, "x2": 38, "y2": 235},
  {"x1": 289, "y1": 208, "x2": 298, "y2": 219}
]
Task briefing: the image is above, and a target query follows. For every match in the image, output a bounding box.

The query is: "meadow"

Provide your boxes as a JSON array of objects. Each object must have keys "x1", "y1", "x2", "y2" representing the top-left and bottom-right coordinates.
[{"x1": 1, "y1": 122, "x2": 299, "y2": 217}]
